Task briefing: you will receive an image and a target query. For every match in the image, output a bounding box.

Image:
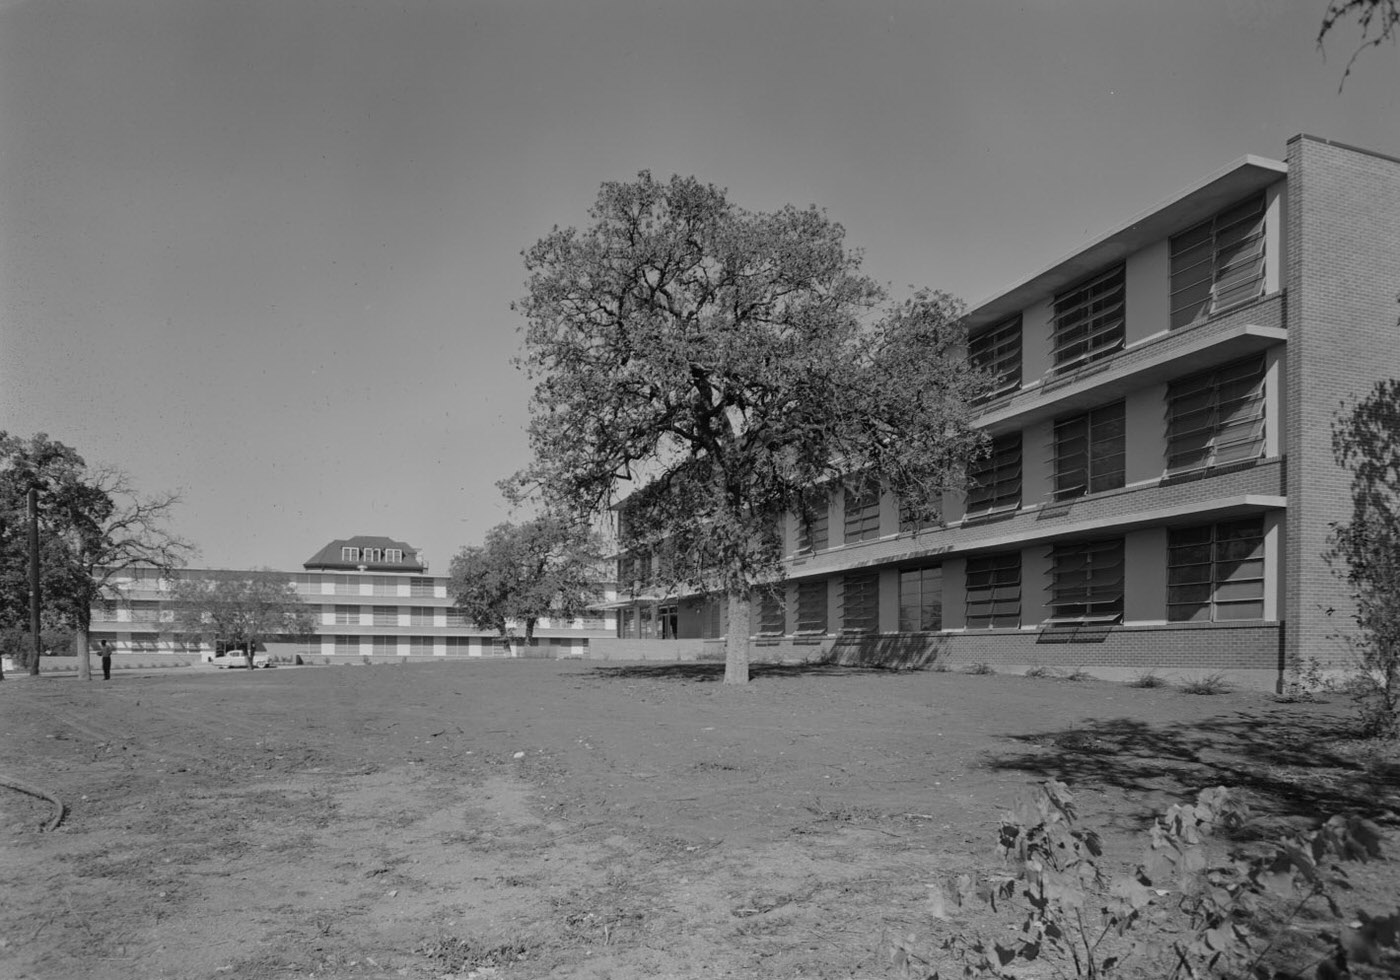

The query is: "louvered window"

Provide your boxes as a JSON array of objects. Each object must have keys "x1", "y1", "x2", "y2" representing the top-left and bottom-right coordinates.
[
  {"x1": 1053, "y1": 402, "x2": 1126, "y2": 500},
  {"x1": 970, "y1": 314, "x2": 1022, "y2": 399},
  {"x1": 371, "y1": 636, "x2": 396, "y2": 655},
  {"x1": 334, "y1": 635, "x2": 358, "y2": 655},
  {"x1": 1165, "y1": 355, "x2": 1266, "y2": 473},
  {"x1": 795, "y1": 581, "x2": 829, "y2": 633},
  {"x1": 1168, "y1": 519, "x2": 1265, "y2": 622},
  {"x1": 410, "y1": 636, "x2": 434, "y2": 656},
  {"x1": 334, "y1": 605, "x2": 358, "y2": 625},
  {"x1": 841, "y1": 572, "x2": 880, "y2": 633},
  {"x1": 410, "y1": 577, "x2": 436, "y2": 597},
  {"x1": 372, "y1": 606, "x2": 397, "y2": 626},
  {"x1": 965, "y1": 552, "x2": 1021, "y2": 629},
  {"x1": 1047, "y1": 538, "x2": 1125, "y2": 624},
  {"x1": 899, "y1": 492, "x2": 941, "y2": 533},
  {"x1": 844, "y1": 480, "x2": 881, "y2": 543},
  {"x1": 967, "y1": 432, "x2": 1022, "y2": 515},
  {"x1": 1170, "y1": 195, "x2": 1266, "y2": 329},
  {"x1": 797, "y1": 500, "x2": 830, "y2": 553},
  {"x1": 335, "y1": 576, "x2": 360, "y2": 596},
  {"x1": 899, "y1": 566, "x2": 943, "y2": 632},
  {"x1": 1052, "y1": 265, "x2": 1126, "y2": 371},
  {"x1": 756, "y1": 588, "x2": 786, "y2": 635}
]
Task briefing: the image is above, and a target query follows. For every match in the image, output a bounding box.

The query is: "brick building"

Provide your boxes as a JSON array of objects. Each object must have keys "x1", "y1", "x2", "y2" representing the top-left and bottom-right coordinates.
[
  {"x1": 611, "y1": 135, "x2": 1400, "y2": 690},
  {"x1": 91, "y1": 535, "x2": 617, "y2": 663}
]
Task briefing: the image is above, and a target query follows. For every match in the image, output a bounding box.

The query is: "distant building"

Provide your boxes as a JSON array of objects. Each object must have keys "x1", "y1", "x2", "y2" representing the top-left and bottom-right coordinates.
[
  {"x1": 91, "y1": 535, "x2": 617, "y2": 662},
  {"x1": 611, "y1": 135, "x2": 1400, "y2": 690}
]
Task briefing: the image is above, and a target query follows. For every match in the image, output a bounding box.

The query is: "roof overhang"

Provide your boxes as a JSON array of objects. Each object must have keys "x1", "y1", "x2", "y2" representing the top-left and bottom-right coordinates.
[{"x1": 963, "y1": 155, "x2": 1288, "y2": 334}]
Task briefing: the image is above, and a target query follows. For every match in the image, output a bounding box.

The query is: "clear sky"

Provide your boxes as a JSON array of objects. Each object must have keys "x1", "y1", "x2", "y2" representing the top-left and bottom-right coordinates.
[{"x1": 2, "y1": 0, "x2": 1397, "y2": 572}]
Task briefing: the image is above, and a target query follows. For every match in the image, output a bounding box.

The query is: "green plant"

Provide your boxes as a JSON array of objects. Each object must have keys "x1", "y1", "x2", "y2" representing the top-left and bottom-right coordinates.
[
  {"x1": 1179, "y1": 672, "x2": 1230, "y2": 695},
  {"x1": 903, "y1": 780, "x2": 1400, "y2": 980},
  {"x1": 1126, "y1": 671, "x2": 1167, "y2": 689},
  {"x1": 965, "y1": 662, "x2": 996, "y2": 676},
  {"x1": 1062, "y1": 668, "x2": 1092, "y2": 683},
  {"x1": 1024, "y1": 665, "x2": 1054, "y2": 678}
]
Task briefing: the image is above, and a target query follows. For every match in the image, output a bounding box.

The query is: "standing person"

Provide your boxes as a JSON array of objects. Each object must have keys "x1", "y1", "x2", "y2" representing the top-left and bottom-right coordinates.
[{"x1": 98, "y1": 639, "x2": 113, "y2": 681}]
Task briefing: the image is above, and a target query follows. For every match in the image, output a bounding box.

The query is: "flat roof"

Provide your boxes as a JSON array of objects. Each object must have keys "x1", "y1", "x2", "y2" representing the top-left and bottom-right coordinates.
[{"x1": 963, "y1": 154, "x2": 1288, "y2": 333}]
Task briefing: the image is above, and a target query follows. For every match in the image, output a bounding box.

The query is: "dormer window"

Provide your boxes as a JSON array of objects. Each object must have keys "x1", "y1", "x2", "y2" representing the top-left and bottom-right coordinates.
[
  {"x1": 385, "y1": 548, "x2": 403, "y2": 563},
  {"x1": 363, "y1": 548, "x2": 382, "y2": 563},
  {"x1": 341, "y1": 547, "x2": 360, "y2": 562}
]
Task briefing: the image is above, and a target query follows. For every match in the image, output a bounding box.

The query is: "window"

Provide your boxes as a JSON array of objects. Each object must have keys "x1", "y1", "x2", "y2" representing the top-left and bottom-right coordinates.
[
  {"x1": 844, "y1": 480, "x2": 881, "y2": 543},
  {"x1": 334, "y1": 635, "x2": 358, "y2": 655},
  {"x1": 797, "y1": 499, "x2": 830, "y2": 553},
  {"x1": 341, "y1": 547, "x2": 359, "y2": 562},
  {"x1": 965, "y1": 552, "x2": 1021, "y2": 629},
  {"x1": 445, "y1": 608, "x2": 469, "y2": 627},
  {"x1": 841, "y1": 572, "x2": 880, "y2": 633},
  {"x1": 756, "y1": 588, "x2": 785, "y2": 635},
  {"x1": 131, "y1": 633, "x2": 159, "y2": 652},
  {"x1": 334, "y1": 605, "x2": 358, "y2": 626},
  {"x1": 970, "y1": 314, "x2": 1022, "y2": 399},
  {"x1": 409, "y1": 636, "x2": 434, "y2": 656},
  {"x1": 335, "y1": 576, "x2": 360, "y2": 596},
  {"x1": 795, "y1": 580, "x2": 829, "y2": 633},
  {"x1": 372, "y1": 576, "x2": 397, "y2": 596},
  {"x1": 700, "y1": 598, "x2": 722, "y2": 640},
  {"x1": 1052, "y1": 265, "x2": 1125, "y2": 372},
  {"x1": 445, "y1": 636, "x2": 472, "y2": 655},
  {"x1": 385, "y1": 548, "x2": 403, "y2": 563},
  {"x1": 1046, "y1": 538, "x2": 1125, "y2": 624},
  {"x1": 371, "y1": 635, "x2": 396, "y2": 656},
  {"x1": 128, "y1": 601, "x2": 160, "y2": 622},
  {"x1": 967, "y1": 432, "x2": 1022, "y2": 515},
  {"x1": 372, "y1": 606, "x2": 398, "y2": 626},
  {"x1": 410, "y1": 607, "x2": 434, "y2": 627},
  {"x1": 1053, "y1": 401, "x2": 1126, "y2": 500},
  {"x1": 410, "y1": 577, "x2": 435, "y2": 598},
  {"x1": 1166, "y1": 355, "x2": 1266, "y2": 473},
  {"x1": 1170, "y1": 195, "x2": 1267, "y2": 329},
  {"x1": 898, "y1": 490, "x2": 941, "y2": 533},
  {"x1": 1168, "y1": 518, "x2": 1265, "y2": 622},
  {"x1": 899, "y1": 566, "x2": 943, "y2": 632}
]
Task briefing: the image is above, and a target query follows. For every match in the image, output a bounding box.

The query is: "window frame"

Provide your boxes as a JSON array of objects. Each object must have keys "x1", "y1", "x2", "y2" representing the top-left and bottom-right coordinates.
[
  {"x1": 843, "y1": 480, "x2": 881, "y2": 544},
  {"x1": 795, "y1": 580, "x2": 829, "y2": 634},
  {"x1": 965, "y1": 552, "x2": 1021, "y2": 629},
  {"x1": 797, "y1": 499, "x2": 830, "y2": 554},
  {"x1": 840, "y1": 572, "x2": 880, "y2": 633},
  {"x1": 1053, "y1": 401, "x2": 1126, "y2": 501},
  {"x1": 898, "y1": 565, "x2": 943, "y2": 633},
  {"x1": 1167, "y1": 518, "x2": 1266, "y2": 622},
  {"x1": 1165, "y1": 354, "x2": 1267, "y2": 474},
  {"x1": 755, "y1": 588, "x2": 786, "y2": 636},
  {"x1": 341, "y1": 547, "x2": 359, "y2": 563},
  {"x1": 1046, "y1": 538, "x2": 1126, "y2": 625},
  {"x1": 969, "y1": 313, "x2": 1022, "y2": 400},
  {"x1": 967, "y1": 432, "x2": 1023, "y2": 516},
  {"x1": 1169, "y1": 194, "x2": 1267, "y2": 330},
  {"x1": 1051, "y1": 264, "x2": 1126, "y2": 372}
]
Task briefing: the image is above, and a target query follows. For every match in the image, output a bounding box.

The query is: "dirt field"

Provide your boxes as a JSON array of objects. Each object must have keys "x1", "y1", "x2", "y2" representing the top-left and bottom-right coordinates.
[{"x1": 1, "y1": 660, "x2": 1397, "y2": 980}]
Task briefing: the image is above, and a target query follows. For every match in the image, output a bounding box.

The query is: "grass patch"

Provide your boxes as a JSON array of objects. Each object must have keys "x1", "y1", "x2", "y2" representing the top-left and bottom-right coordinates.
[
  {"x1": 1024, "y1": 665, "x2": 1054, "y2": 678},
  {"x1": 1061, "y1": 668, "x2": 1093, "y2": 682},
  {"x1": 963, "y1": 662, "x2": 995, "y2": 675},
  {"x1": 1127, "y1": 671, "x2": 1168, "y2": 688}
]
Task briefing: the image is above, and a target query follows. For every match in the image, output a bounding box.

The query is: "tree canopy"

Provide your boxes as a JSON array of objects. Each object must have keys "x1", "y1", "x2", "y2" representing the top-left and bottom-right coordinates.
[
  {"x1": 1, "y1": 432, "x2": 192, "y2": 679},
  {"x1": 448, "y1": 517, "x2": 603, "y2": 653},
  {"x1": 1319, "y1": 0, "x2": 1399, "y2": 85},
  {"x1": 169, "y1": 572, "x2": 317, "y2": 668},
  {"x1": 506, "y1": 172, "x2": 992, "y2": 682}
]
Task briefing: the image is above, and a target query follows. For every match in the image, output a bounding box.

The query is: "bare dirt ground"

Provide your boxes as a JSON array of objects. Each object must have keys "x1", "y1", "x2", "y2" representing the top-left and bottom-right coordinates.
[{"x1": 1, "y1": 660, "x2": 1397, "y2": 980}]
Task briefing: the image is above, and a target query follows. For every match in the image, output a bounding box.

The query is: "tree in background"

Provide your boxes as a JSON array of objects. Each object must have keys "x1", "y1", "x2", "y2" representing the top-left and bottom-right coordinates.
[
  {"x1": 506, "y1": 172, "x2": 991, "y2": 684},
  {"x1": 1327, "y1": 379, "x2": 1400, "y2": 737},
  {"x1": 0, "y1": 432, "x2": 192, "y2": 680},
  {"x1": 1319, "y1": 0, "x2": 1399, "y2": 84},
  {"x1": 169, "y1": 572, "x2": 317, "y2": 668},
  {"x1": 449, "y1": 517, "x2": 603, "y2": 656}
]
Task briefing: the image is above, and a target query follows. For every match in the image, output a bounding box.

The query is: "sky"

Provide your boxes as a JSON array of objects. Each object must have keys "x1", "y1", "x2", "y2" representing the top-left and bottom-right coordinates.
[{"x1": 2, "y1": 0, "x2": 1397, "y2": 573}]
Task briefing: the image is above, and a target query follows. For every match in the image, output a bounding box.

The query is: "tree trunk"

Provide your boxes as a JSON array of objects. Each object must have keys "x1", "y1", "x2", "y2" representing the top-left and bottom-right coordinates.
[
  {"x1": 724, "y1": 590, "x2": 751, "y2": 685},
  {"x1": 76, "y1": 626, "x2": 91, "y2": 682}
]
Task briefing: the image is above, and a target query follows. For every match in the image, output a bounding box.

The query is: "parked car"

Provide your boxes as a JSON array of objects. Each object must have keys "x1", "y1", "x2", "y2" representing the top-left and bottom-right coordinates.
[{"x1": 206, "y1": 646, "x2": 270, "y2": 669}]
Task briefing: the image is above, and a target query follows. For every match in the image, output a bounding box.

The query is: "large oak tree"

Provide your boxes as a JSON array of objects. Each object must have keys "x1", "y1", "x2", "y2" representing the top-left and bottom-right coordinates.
[{"x1": 506, "y1": 173, "x2": 992, "y2": 683}]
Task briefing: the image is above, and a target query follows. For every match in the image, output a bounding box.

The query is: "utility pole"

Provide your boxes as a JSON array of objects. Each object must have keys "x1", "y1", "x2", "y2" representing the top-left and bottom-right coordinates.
[{"x1": 29, "y1": 487, "x2": 42, "y2": 676}]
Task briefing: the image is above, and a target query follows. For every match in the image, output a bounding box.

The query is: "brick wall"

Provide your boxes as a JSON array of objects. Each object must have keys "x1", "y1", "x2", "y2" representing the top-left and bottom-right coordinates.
[{"x1": 1285, "y1": 136, "x2": 1400, "y2": 674}]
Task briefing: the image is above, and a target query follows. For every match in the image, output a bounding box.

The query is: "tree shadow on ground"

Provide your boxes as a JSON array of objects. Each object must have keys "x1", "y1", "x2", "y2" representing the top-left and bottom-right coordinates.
[
  {"x1": 986, "y1": 707, "x2": 1400, "y2": 825},
  {"x1": 586, "y1": 662, "x2": 883, "y2": 682}
]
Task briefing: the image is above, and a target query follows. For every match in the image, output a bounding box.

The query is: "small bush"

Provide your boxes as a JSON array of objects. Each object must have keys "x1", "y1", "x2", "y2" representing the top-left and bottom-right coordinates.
[
  {"x1": 1127, "y1": 671, "x2": 1167, "y2": 689},
  {"x1": 1180, "y1": 672, "x2": 1230, "y2": 695},
  {"x1": 1023, "y1": 665, "x2": 1053, "y2": 678},
  {"x1": 964, "y1": 662, "x2": 995, "y2": 676},
  {"x1": 1061, "y1": 668, "x2": 1092, "y2": 682}
]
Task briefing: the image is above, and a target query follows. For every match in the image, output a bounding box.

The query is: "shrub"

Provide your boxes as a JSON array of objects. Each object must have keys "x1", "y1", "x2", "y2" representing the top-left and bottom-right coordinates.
[
  {"x1": 1024, "y1": 665, "x2": 1053, "y2": 679},
  {"x1": 964, "y1": 662, "x2": 995, "y2": 676},
  {"x1": 1179, "y1": 672, "x2": 1230, "y2": 695},
  {"x1": 1126, "y1": 671, "x2": 1167, "y2": 689},
  {"x1": 902, "y1": 780, "x2": 1400, "y2": 979},
  {"x1": 1062, "y1": 668, "x2": 1092, "y2": 683}
]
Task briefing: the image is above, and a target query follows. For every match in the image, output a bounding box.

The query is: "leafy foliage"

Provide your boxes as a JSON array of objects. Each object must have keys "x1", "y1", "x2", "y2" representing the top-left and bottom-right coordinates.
[
  {"x1": 169, "y1": 572, "x2": 317, "y2": 667},
  {"x1": 1327, "y1": 379, "x2": 1400, "y2": 737},
  {"x1": 1179, "y1": 672, "x2": 1231, "y2": 696},
  {"x1": 448, "y1": 517, "x2": 602, "y2": 648},
  {"x1": 0, "y1": 431, "x2": 192, "y2": 678},
  {"x1": 507, "y1": 172, "x2": 992, "y2": 682},
  {"x1": 906, "y1": 781, "x2": 1400, "y2": 979}
]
